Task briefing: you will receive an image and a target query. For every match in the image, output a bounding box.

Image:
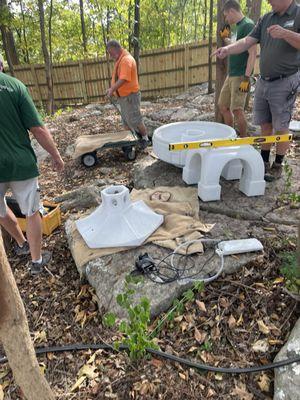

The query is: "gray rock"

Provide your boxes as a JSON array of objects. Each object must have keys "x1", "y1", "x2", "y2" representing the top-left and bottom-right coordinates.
[
  {"x1": 274, "y1": 317, "x2": 300, "y2": 400},
  {"x1": 133, "y1": 156, "x2": 184, "y2": 189},
  {"x1": 170, "y1": 108, "x2": 199, "y2": 121},
  {"x1": 192, "y1": 112, "x2": 215, "y2": 121},
  {"x1": 89, "y1": 110, "x2": 102, "y2": 117},
  {"x1": 141, "y1": 101, "x2": 153, "y2": 107},
  {"x1": 143, "y1": 117, "x2": 162, "y2": 137},
  {"x1": 79, "y1": 242, "x2": 260, "y2": 319},
  {"x1": 85, "y1": 103, "x2": 103, "y2": 111},
  {"x1": 55, "y1": 185, "x2": 102, "y2": 211},
  {"x1": 148, "y1": 108, "x2": 177, "y2": 121}
]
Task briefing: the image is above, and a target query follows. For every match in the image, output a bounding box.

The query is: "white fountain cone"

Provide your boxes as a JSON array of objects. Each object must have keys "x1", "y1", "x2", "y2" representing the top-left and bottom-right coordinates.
[{"x1": 75, "y1": 185, "x2": 164, "y2": 248}]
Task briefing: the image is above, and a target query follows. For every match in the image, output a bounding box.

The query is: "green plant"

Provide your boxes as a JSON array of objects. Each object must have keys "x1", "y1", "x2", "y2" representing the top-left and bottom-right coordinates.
[
  {"x1": 281, "y1": 163, "x2": 300, "y2": 204},
  {"x1": 149, "y1": 281, "x2": 204, "y2": 338},
  {"x1": 103, "y1": 275, "x2": 158, "y2": 360},
  {"x1": 37, "y1": 102, "x2": 48, "y2": 120},
  {"x1": 280, "y1": 251, "x2": 300, "y2": 294}
]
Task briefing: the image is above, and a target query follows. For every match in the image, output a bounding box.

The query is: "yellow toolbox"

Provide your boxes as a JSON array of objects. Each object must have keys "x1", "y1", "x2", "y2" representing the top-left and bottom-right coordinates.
[{"x1": 6, "y1": 198, "x2": 61, "y2": 236}]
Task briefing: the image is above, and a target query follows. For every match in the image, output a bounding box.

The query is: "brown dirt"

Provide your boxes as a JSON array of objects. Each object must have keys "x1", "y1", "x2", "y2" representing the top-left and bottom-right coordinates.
[{"x1": 0, "y1": 93, "x2": 299, "y2": 399}]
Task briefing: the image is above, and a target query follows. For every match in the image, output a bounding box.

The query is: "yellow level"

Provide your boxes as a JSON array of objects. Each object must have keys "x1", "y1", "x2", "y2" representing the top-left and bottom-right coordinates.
[{"x1": 169, "y1": 134, "x2": 293, "y2": 151}]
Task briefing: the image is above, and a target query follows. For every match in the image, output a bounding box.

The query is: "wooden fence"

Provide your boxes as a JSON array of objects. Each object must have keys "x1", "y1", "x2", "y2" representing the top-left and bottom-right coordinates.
[{"x1": 13, "y1": 40, "x2": 258, "y2": 107}]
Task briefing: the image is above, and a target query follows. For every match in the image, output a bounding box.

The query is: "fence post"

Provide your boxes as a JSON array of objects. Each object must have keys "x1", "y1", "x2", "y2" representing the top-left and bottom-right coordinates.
[
  {"x1": 30, "y1": 65, "x2": 43, "y2": 103},
  {"x1": 79, "y1": 62, "x2": 88, "y2": 104},
  {"x1": 184, "y1": 44, "x2": 190, "y2": 91}
]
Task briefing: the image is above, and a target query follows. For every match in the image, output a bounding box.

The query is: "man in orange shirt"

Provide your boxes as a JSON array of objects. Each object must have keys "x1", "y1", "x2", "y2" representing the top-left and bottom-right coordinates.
[{"x1": 106, "y1": 40, "x2": 149, "y2": 148}]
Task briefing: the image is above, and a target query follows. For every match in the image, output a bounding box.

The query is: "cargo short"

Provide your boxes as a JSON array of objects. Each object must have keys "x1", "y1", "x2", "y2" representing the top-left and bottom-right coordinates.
[
  {"x1": 253, "y1": 71, "x2": 300, "y2": 131},
  {"x1": 0, "y1": 177, "x2": 40, "y2": 218},
  {"x1": 218, "y1": 76, "x2": 248, "y2": 111},
  {"x1": 118, "y1": 91, "x2": 143, "y2": 131}
]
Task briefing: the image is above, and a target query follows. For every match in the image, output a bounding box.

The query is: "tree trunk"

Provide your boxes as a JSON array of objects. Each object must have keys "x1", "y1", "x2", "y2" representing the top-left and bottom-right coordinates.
[
  {"x1": 133, "y1": 0, "x2": 140, "y2": 71},
  {"x1": 19, "y1": 0, "x2": 30, "y2": 63},
  {"x1": 79, "y1": 0, "x2": 87, "y2": 54},
  {"x1": 0, "y1": 233, "x2": 55, "y2": 400},
  {"x1": 297, "y1": 221, "x2": 300, "y2": 271},
  {"x1": 247, "y1": 0, "x2": 262, "y2": 23},
  {"x1": 0, "y1": 0, "x2": 19, "y2": 74},
  {"x1": 38, "y1": 0, "x2": 54, "y2": 115},
  {"x1": 215, "y1": 0, "x2": 227, "y2": 122},
  {"x1": 203, "y1": 0, "x2": 208, "y2": 40},
  {"x1": 207, "y1": 0, "x2": 213, "y2": 93}
]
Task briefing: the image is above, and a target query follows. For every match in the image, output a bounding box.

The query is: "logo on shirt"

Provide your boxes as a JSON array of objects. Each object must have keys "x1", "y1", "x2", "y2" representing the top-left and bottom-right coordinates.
[
  {"x1": 283, "y1": 20, "x2": 295, "y2": 29},
  {"x1": 0, "y1": 84, "x2": 13, "y2": 92}
]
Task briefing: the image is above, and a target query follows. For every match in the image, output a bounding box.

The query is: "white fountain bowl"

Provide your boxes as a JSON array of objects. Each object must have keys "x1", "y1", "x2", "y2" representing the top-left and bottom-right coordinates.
[{"x1": 152, "y1": 121, "x2": 237, "y2": 167}]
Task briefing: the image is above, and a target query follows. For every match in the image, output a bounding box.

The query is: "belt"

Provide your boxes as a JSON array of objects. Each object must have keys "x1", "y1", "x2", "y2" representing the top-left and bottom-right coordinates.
[{"x1": 261, "y1": 71, "x2": 298, "y2": 82}]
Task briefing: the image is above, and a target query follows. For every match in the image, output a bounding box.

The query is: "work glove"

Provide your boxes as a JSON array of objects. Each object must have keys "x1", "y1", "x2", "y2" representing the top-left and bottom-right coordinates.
[
  {"x1": 239, "y1": 76, "x2": 251, "y2": 93},
  {"x1": 219, "y1": 24, "x2": 231, "y2": 39}
]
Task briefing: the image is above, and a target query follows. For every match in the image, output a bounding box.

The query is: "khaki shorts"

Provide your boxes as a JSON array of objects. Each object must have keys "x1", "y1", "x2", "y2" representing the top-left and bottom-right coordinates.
[
  {"x1": 0, "y1": 177, "x2": 40, "y2": 218},
  {"x1": 118, "y1": 91, "x2": 143, "y2": 131},
  {"x1": 218, "y1": 76, "x2": 248, "y2": 110}
]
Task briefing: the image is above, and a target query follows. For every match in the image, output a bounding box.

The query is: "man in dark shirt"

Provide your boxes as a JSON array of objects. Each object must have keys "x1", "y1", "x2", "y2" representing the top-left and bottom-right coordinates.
[
  {"x1": 0, "y1": 54, "x2": 64, "y2": 274},
  {"x1": 213, "y1": 0, "x2": 300, "y2": 180}
]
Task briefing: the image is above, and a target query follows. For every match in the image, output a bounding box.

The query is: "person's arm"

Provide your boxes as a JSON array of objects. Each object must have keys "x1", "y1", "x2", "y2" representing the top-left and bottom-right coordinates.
[
  {"x1": 212, "y1": 36, "x2": 258, "y2": 59},
  {"x1": 30, "y1": 126, "x2": 64, "y2": 172},
  {"x1": 267, "y1": 25, "x2": 300, "y2": 50},
  {"x1": 107, "y1": 78, "x2": 127, "y2": 97},
  {"x1": 245, "y1": 44, "x2": 257, "y2": 77}
]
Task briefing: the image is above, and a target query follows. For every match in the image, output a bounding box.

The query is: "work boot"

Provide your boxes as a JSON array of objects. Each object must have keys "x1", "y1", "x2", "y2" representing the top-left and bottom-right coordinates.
[
  {"x1": 14, "y1": 241, "x2": 30, "y2": 256},
  {"x1": 264, "y1": 162, "x2": 283, "y2": 182},
  {"x1": 139, "y1": 137, "x2": 151, "y2": 149},
  {"x1": 29, "y1": 251, "x2": 52, "y2": 275}
]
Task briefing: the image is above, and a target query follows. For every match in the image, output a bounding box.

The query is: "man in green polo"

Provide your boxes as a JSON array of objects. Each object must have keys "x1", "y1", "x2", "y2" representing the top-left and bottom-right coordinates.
[
  {"x1": 213, "y1": 0, "x2": 300, "y2": 180},
  {"x1": 0, "y1": 54, "x2": 64, "y2": 274},
  {"x1": 218, "y1": 0, "x2": 257, "y2": 137}
]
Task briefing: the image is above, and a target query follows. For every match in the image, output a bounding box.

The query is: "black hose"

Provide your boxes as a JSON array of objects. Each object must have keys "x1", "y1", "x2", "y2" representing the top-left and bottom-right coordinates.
[{"x1": 1, "y1": 342, "x2": 299, "y2": 374}]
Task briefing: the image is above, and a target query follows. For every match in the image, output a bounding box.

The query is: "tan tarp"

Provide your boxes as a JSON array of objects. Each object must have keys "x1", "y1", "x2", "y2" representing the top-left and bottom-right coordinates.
[
  {"x1": 69, "y1": 186, "x2": 214, "y2": 269},
  {"x1": 73, "y1": 131, "x2": 135, "y2": 159}
]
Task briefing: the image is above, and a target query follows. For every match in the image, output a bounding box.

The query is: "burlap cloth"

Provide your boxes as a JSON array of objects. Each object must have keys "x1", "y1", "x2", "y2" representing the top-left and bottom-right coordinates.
[
  {"x1": 68, "y1": 186, "x2": 213, "y2": 269},
  {"x1": 73, "y1": 131, "x2": 134, "y2": 159}
]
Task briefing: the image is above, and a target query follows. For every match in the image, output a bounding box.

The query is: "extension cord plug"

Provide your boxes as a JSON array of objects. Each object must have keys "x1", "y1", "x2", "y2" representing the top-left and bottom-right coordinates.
[{"x1": 217, "y1": 238, "x2": 263, "y2": 256}]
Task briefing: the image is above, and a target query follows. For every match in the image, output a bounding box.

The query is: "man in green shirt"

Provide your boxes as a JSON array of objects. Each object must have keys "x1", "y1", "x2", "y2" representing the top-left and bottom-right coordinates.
[
  {"x1": 218, "y1": 0, "x2": 257, "y2": 137},
  {"x1": 213, "y1": 0, "x2": 300, "y2": 180},
  {"x1": 0, "y1": 54, "x2": 64, "y2": 274}
]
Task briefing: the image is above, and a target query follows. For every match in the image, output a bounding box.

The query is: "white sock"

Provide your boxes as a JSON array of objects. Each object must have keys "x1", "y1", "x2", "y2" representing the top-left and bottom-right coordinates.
[{"x1": 32, "y1": 256, "x2": 42, "y2": 264}]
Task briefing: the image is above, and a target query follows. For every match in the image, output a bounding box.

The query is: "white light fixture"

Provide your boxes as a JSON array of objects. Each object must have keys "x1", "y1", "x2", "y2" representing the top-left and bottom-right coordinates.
[{"x1": 76, "y1": 185, "x2": 164, "y2": 248}]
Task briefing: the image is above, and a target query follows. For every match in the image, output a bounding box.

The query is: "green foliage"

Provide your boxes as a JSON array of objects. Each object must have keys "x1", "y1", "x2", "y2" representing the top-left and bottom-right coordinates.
[
  {"x1": 280, "y1": 251, "x2": 300, "y2": 294},
  {"x1": 149, "y1": 281, "x2": 204, "y2": 337},
  {"x1": 1, "y1": 0, "x2": 271, "y2": 65},
  {"x1": 280, "y1": 163, "x2": 300, "y2": 205},
  {"x1": 103, "y1": 275, "x2": 159, "y2": 360}
]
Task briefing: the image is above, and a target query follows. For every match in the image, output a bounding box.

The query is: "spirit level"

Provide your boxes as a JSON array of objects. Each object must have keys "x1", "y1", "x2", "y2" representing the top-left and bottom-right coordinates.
[{"x1": 169, "y1": 133, "x2": 293, "y2": 151}]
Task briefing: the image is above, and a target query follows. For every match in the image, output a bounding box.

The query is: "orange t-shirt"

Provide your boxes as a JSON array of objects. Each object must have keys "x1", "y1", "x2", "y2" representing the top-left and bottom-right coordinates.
[{"x1": 111, "y1": 49, "x2": 139, "y2": 97}]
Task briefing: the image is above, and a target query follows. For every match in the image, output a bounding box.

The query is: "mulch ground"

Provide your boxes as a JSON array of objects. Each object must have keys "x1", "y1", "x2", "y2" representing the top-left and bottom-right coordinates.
[{"x1": 0, "y1": 93, "x2": 299, "y2": 399}]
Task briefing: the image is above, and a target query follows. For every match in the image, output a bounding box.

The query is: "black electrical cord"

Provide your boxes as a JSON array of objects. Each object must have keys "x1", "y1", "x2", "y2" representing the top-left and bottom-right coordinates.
[
  {"x1": 133, "y1": 248, "x2": 218, "y2": 284},
  {"x1": 0, "y1": 343, "x2": 299, "y2": 374}
]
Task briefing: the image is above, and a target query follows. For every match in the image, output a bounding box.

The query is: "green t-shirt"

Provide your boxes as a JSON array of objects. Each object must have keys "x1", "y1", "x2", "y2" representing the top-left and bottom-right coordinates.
[
  {"x1": 229, "y1": 16, "x2": 255, "y2": 76},
  {"x1": 0, "y1": 72, "x2": 43, "y2": 182}
]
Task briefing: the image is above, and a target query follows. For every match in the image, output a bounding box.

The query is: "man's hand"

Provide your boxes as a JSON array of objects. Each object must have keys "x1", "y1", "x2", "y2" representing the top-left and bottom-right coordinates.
[
  {"x1": 52, "y1": 155, "x2": 64, "y2": 173},
  {"x1": 267, "y1": 25, "x2": 287, "y2": 39},
  {"x1": 106, "y1": 88, "x2": 114, "y2": 97},
  {"x1": 211, "y1": 47, "x2": 229, "y2": 59},
  {"x1": 239, "y1": 76, "x2": 251, "y2": 93},
  {"x1": 220, "y1": 24, "x2": 231, "y2": 39}
]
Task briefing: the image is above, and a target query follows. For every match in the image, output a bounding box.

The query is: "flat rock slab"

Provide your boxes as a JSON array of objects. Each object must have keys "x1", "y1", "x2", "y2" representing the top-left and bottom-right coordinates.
[
  {"x1": 274, "y1": 317, "x2": 300, "y2": 400},
  {"x1": 81, "y1": 242, "x2": 260, "y2": 319}
]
